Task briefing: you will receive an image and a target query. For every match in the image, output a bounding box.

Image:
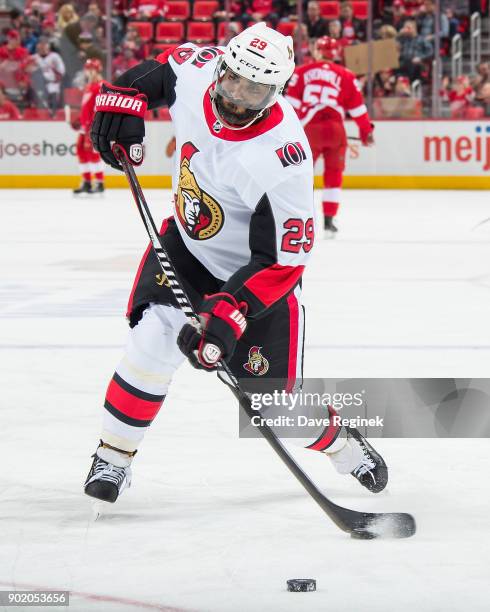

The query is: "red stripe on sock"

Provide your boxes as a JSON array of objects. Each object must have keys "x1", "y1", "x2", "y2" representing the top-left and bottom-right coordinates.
[
  {"x1": 307, "y1": 405, "x2": 341, "y2": 451},
  {"x1": 106, "y1": 378, "x2": 163, "y2": 421}
]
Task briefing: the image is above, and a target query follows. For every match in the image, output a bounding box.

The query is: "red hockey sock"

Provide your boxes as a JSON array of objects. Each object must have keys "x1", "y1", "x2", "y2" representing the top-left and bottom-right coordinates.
[
  {"x1": 94, "y1": 172, "x2": 104, "y2": 182},
  {"x1": 322, "y1": 201, "x2": 339, "y2": 217}
]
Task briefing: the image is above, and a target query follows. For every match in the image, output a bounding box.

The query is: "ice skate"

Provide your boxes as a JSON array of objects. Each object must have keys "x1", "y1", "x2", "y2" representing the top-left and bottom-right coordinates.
[
  {"x1": 326, "y1": 428, "x2": 388, "y2": 493},
  {"x1": 73, "y1": 180, "x2": 92, "y2": 195},
  {"x1": 324, "y1": 215, "x2": 338, "y2": 239},
  {"x1": 91, "y1": 181, "x2": 105, "y2": 195},
  {"x1": 84, "y1": 442, "x2": 134, "y2": 503}
]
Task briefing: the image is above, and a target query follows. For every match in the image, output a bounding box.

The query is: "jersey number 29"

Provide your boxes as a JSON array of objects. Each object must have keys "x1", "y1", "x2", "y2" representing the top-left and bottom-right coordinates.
[{"x1": 281, "y1": 218, "x2": 314, "y2": 253}]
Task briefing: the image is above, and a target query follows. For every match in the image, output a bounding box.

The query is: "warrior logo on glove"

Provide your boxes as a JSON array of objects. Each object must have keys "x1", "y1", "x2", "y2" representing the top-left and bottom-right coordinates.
[
  {"x1": 175, "y1": 142, "x2": 224, "y2": 240},
  {"x1": 243, "y1": 346, "x2": 269, "y2": 376}
]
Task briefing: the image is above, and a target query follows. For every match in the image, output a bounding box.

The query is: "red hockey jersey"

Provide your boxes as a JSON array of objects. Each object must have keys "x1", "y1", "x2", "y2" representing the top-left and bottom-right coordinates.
[
  {"x1": 80, "y1": 81, "x2": 101, "y2": 133},
  {"x1": 285, "y1": 60, "x2": 369, "y2": 127}
]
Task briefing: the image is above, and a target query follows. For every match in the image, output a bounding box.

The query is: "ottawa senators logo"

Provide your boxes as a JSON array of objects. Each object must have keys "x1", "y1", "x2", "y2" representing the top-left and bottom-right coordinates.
[
  {"x1": 243, "y1": 346, "x2": 269, "y2": 376},
  {"x1": 175, "y1": 142, "x2": 224, "y2": 241}
]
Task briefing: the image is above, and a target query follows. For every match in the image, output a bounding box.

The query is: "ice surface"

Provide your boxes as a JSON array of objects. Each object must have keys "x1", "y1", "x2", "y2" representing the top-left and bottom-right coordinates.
[{"x1": 1, "y1": 189, "x2": 489, "y2": 611}]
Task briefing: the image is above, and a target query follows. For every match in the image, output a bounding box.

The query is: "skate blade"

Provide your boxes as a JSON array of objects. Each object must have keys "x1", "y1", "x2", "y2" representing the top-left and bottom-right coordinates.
[{"x1": 91, "y1": 499, "x2": 110, "y2": 521}]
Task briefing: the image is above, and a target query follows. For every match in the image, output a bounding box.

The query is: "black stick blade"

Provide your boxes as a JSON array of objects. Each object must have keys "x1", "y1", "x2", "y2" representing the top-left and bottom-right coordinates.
[{"x1": 350, "y1": 512, "x2": 417, "y2": 539}]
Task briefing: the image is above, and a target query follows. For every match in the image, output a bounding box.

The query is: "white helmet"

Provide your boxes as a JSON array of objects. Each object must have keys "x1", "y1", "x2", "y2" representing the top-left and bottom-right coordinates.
[{"x1": 211, "y1": 22, "x2": 295, "y2": 130}]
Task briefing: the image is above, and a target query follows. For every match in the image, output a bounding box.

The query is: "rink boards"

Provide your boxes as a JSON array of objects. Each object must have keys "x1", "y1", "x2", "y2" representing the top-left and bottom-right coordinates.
[{"x1": 0, "y1": 119, "x2": 489, "y2": 189}]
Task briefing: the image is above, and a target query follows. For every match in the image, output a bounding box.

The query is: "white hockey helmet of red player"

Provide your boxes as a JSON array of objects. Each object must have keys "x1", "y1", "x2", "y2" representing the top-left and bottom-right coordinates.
[{"x1": 211, "y1": 22, "x2": 295, "y2": 130}]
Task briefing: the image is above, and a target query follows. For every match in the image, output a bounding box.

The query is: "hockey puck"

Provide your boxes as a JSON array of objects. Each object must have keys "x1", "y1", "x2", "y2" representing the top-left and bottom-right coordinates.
[
  {"x1": 350, "y1": 528, "x2": 378, "y2": 540},
  {"x1": 287, "y1": 579, "x2": 316, "y2": 592}
]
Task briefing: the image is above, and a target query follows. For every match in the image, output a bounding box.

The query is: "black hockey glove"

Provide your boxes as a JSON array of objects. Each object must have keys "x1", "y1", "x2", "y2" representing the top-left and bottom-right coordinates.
[
  {"x1": 91, "y1": 81, "x2": 148, "y2": 171},
  {"x1": 177, "y1": 293, "x2": 247, "y2": 370}
]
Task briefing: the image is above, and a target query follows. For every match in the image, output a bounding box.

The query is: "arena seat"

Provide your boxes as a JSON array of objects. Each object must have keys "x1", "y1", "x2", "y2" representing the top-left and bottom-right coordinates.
[
  {"x1": 192, "y1": 1, "x2": 219, "y2": 21},
  {"x1": 318, "y1": 1, "x2": 340, "y2": 19},
  {"x1": 166, "y1": 1, "x2": 191, "y2": 21},
  {"x1": 186, "y1": 21, "x2": 215, "y2": 44},
  {"x1": 155, "y1": 21, "x2": 185, "y2": 43},
  {"x1": 352, "y1": 1, "x2": 368, "y2": 19},
  {"x1": 127, "y1": 21, "x2": 154, "y2": 42}
]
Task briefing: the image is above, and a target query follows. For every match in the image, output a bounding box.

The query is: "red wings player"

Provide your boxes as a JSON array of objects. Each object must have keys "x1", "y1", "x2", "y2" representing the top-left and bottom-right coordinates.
[
  {"x1": 73, "y1": 59, "x2": 105, "y2": 195},
  {"x1": 286, "y1": 36, "x2": 374, "y2": 236}
]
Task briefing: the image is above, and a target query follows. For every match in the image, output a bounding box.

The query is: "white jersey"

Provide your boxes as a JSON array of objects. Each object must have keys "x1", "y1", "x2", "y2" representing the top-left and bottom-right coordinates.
[
  {"x1": 33, "y1": 51, "x2": 65, "y2": 95},
  {"x1": 120, "y1": 44, "x2": 315, "y2": 317},
  {"x1": 163, "y1": 44, "x2": 314, "y2": 282}
]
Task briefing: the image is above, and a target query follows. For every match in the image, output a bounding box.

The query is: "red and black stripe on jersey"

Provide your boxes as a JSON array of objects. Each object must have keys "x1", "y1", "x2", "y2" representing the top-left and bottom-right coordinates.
[
  {"x1": 104, "y1": 372, "x2": 165, "y2": 427},
  {"x1": 222, "y1": 193, "x2": 304, "y2": 318}
]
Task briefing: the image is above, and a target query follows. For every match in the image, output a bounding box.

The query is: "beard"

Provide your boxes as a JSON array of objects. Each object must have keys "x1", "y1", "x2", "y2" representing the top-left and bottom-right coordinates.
[{"x1": 215, "y1": 94, "x2": 260, "y2": 127}]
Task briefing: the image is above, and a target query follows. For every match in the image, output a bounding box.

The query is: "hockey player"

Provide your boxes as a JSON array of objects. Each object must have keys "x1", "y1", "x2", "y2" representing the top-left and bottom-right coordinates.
[
  {"x1": 84, "y1": 23, "x2": 387, "y2": 504},
  {"x1": 73, "y1": 58, "x2": 105, "y2": 195},
  {"x1": 286, "y1": 36, "x2": 374, "y2": 236}
]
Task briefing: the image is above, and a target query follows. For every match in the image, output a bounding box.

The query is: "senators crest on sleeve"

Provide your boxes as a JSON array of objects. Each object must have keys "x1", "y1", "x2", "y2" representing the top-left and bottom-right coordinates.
[{"x1": 175, "y1": 142, "x2": 225, "y2": 241}]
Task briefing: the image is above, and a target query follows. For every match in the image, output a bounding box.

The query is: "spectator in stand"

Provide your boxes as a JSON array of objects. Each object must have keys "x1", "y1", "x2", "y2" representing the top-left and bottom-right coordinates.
[
  {"x1": 277, "y1": 0, "x2": 297, "y2": 19},
  {"x1": 7, "y1": 9, "x2": 25, "y2": 33},
  {"x1": 378, "y1": 24, "x2": 398, "y2": 40},
  {"x1": 112, "y1": 46, "x2": 139, "y2": 80},
  {"x1": 417, "y1": 0, "x2": 449, "y2": 42},
  {"x1": 214, "y1": 1, "x2": 247, "y2": 26},
  {"x1": 0, "y1": 82, "x2": 21, "y2": 119},
  {"x1": 65, "y1": 12, "x2": 97, "y2": 49},
  {"x1": 394, "y1": 75, "x2": 412, "y2": 97},
  {"x1": 85, "y1": 2, "x2": 105, "y2": 29},
  {"x1": 391, "y1": 1, "x2": 409, "y2": 31},
  {"x1": 17, "y1": 73, "x2": 36, "y2": 109},
  {"x1": 399, "y1": 0, "x2": 424, "y2": 16},
  {"x1": 304, "y1": 1, "x2": 328, "y2": 40},
  {"x1": 25, "y1": 0, "x2": 56, "y2": 23},
  {"x1": 78, "y1": 31, "x2": 105, "y2": 65},
  {"x1": 441, "y1": 74, "x2": 475, "y2": 118},
  {"x1": 128, "y1": 0, "x2": 169, "y2": 22},
  {"x1": 41, "y1": 16, "x2": 60, "y2": 51},
  {"x1": 121, "y1": 25, "x2": 146, "y2": 61},
  {"x1": 56, "y1": 3, "x2": 79, "y2": 34},
  {"x1": 444, "y1": 6, "x2": 460, "y2": 39},
  {"x1": 112, "y1": 0, "x2": 129, "y2": 29},
  {"x1": 373, "y1": 69, "x2": 395, "y2": 97},
  {"x1": 472, "y1": 61, "x2": 490, "y2": 97},
  {"x1": 327, "y1": 20, "x2": 351, "y2": 56},
  {"x1": 19, "y1": 21, "x2": 40, "y2": 54},
  {"x1": 0, "y1": 30, "x2": 29, "y2": 63},
  {"x1": 339, "y1": 1, "x2": 366, "y2": 43},
  {"x1": 397, "y1": 19, "x2": 433, "y2": 81},
  {"x1": 32, "y1": 36, "x2": 65, "y2": 111},
  {"x1": 293, "y1": 22, "x2": 311, "y2": 62},
  {"x1": 475, "y1": 82, "x2": 490, "y2": 117},
  {"x1": 245, "y1": 1, "x2": 281, "y2": 27}
]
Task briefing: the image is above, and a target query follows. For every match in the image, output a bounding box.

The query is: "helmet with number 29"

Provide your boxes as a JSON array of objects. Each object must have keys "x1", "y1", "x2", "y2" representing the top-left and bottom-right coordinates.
[{"x1": 211, "y1": 22, "x2": 295, "y2": 130}]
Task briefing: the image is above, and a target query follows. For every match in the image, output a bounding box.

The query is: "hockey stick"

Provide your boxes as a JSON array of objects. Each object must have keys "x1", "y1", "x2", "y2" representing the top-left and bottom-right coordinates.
[{"x1": 113, "y1": 144, "x2": 416, "y2": 539}]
